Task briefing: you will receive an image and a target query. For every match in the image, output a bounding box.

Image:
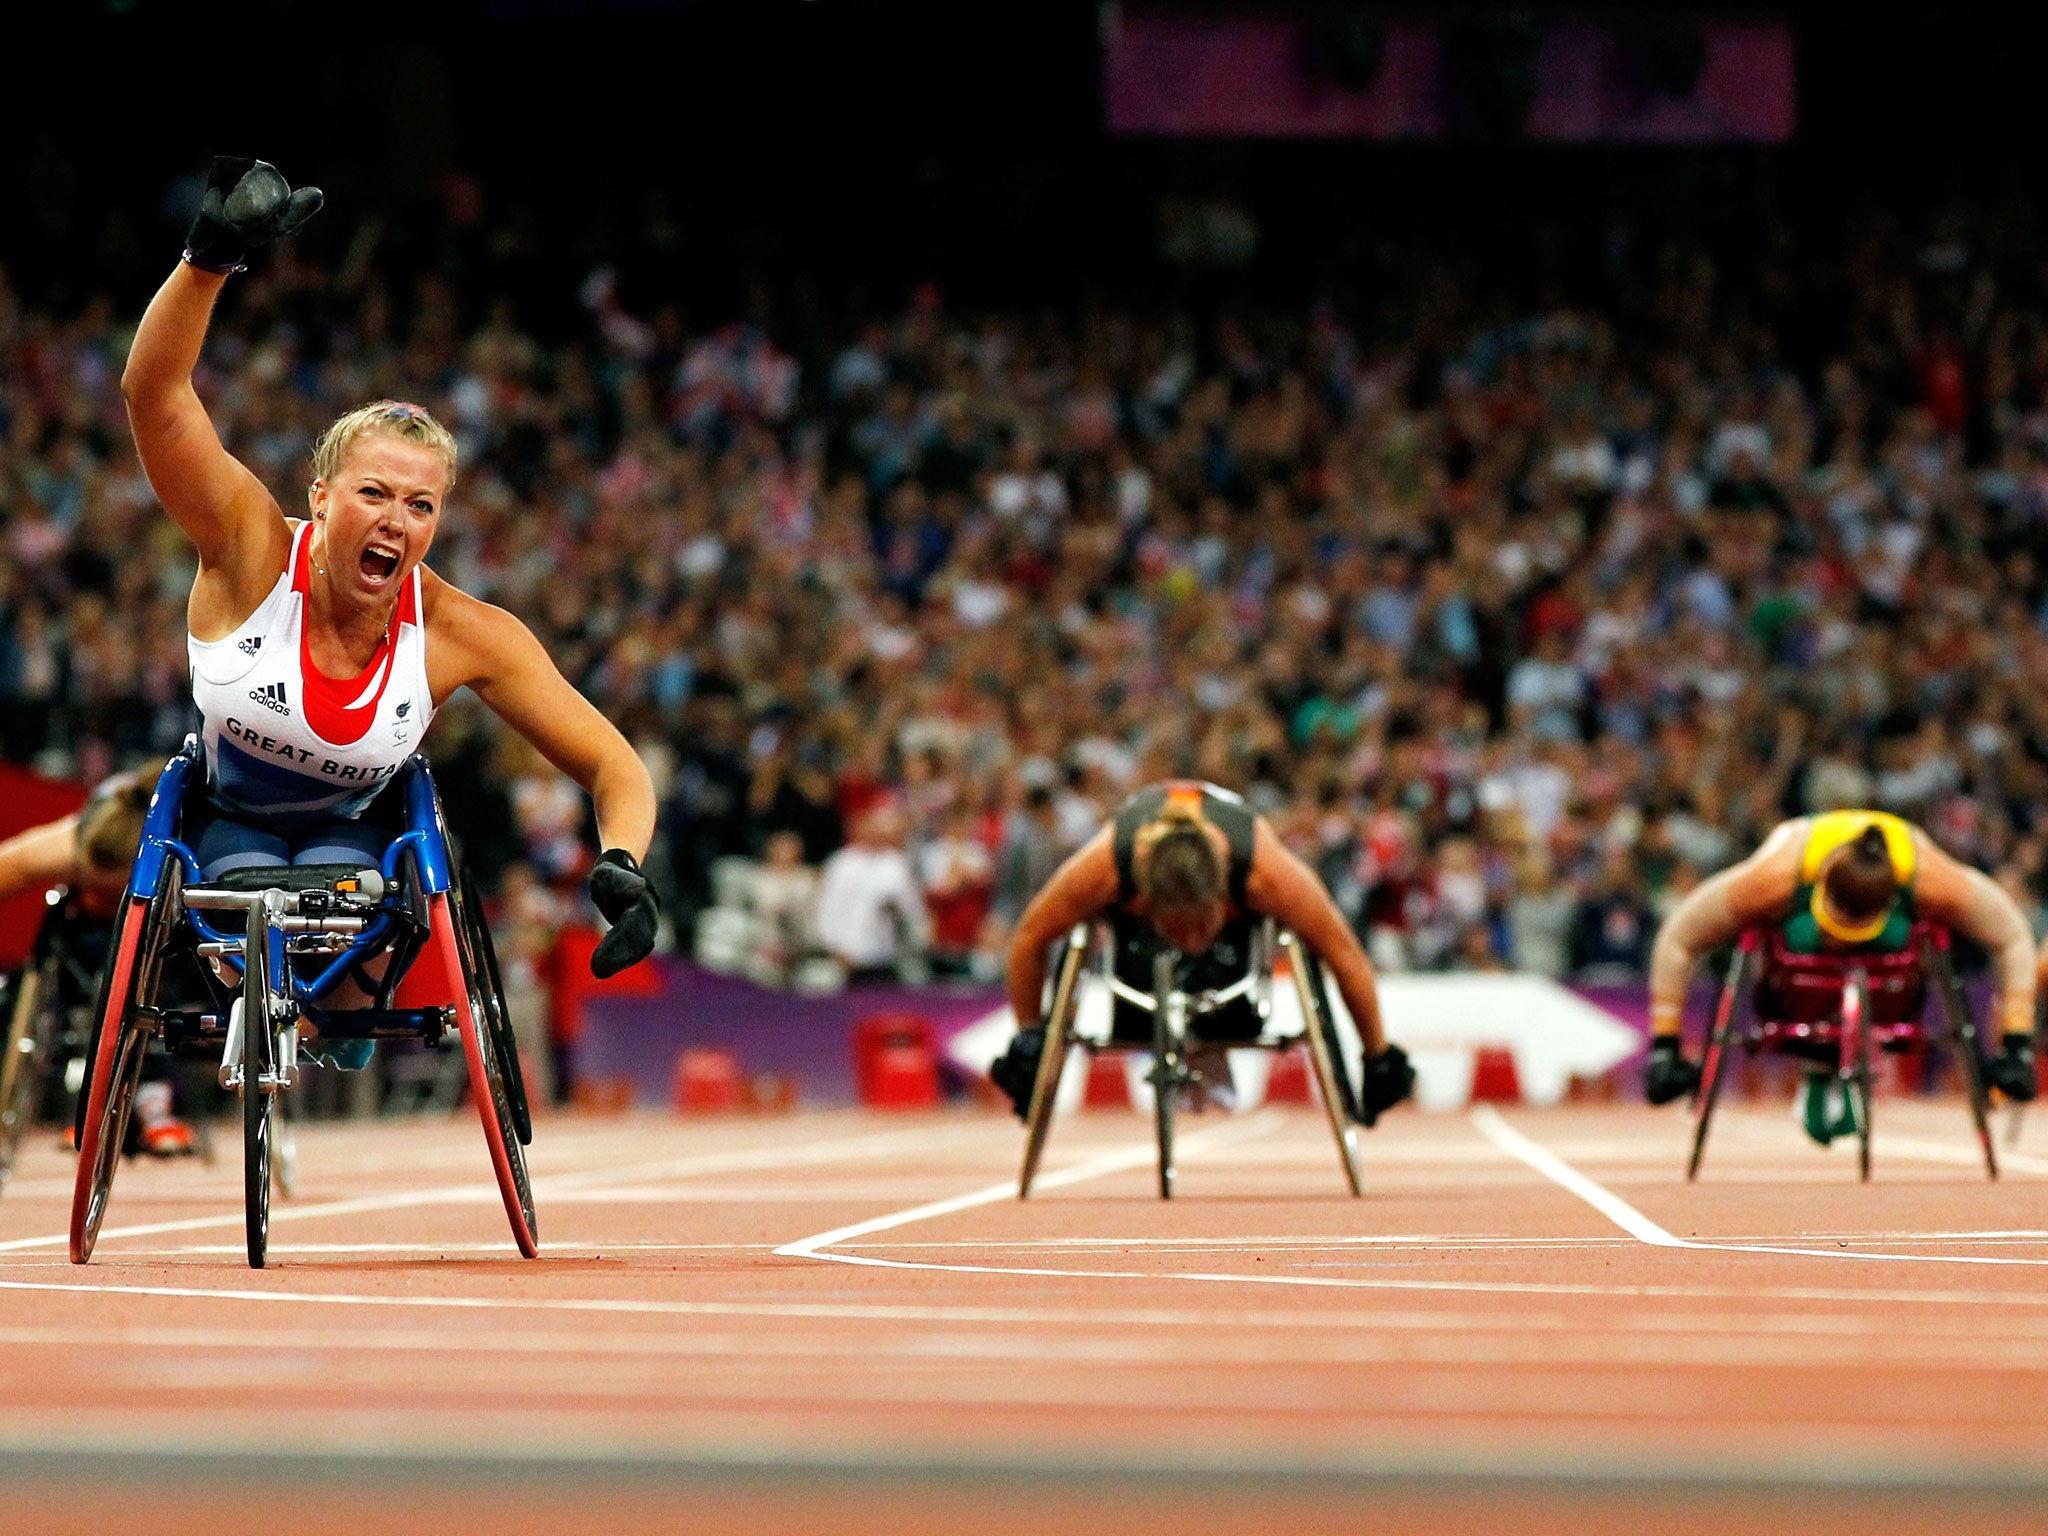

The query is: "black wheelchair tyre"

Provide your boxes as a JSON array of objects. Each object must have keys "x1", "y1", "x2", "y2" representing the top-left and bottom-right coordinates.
[
  {"x1": 1845, "y1": 973, "x2": 1874, "y2": 1184},
  {"x1": 243, "y1": 1014, "x2": 274, "y2": 1270},
  {"x1": 456, "y1": 866, "x2": 530, "y2": 1145},
  {"x1": 452, "y1": 888, "x2": 535, "y2": 1239},
  {"x1": 243, "y1": 903, "x2": 273, "y2": 1270},
  {"x1": 1152, "y1": 1002, "x2": 1176, "y2": 1200}
]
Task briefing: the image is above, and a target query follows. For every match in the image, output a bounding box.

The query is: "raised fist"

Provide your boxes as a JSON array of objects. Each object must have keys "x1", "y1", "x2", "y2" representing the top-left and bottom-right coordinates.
[{"x1": 184, "y1": 156, "x2": 323, "y2": 274}]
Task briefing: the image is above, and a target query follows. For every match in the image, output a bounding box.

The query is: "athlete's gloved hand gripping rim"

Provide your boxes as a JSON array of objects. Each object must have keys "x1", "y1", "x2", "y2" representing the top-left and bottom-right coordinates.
[
  {"x1": 990, "y1": 1030, "x2": 1417, "y2": 1125},
  {"x1": 1991, "y1": 1031, "x2": 2038, "y2": 1103},
  {"x1": 184, "y1": 156, "x2": 323, "y2": 274},
  {"x1": 990, "y1": 1027, "x2": 1046, "y2": 1120},
  {"x1": 588, "y1": 849, "x2": 659, "y2": 979},
  {"x1": 1644, "y1": 1035, "x2": 1703, "y2": 1105},
  {"x1": 1357, "y1": 1041, "x2": 1415, "y2": 1125}
]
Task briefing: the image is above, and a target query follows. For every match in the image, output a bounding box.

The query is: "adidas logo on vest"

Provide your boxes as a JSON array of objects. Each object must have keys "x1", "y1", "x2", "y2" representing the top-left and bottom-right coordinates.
[{"x1": 248, "y1": 681, "x2": 291, "y2": 715}]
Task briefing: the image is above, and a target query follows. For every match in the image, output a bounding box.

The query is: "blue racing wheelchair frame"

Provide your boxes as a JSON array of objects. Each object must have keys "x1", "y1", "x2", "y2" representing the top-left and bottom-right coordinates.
[{"x1": 69, "y1": 738, "x2": 534, "y2": 1268}]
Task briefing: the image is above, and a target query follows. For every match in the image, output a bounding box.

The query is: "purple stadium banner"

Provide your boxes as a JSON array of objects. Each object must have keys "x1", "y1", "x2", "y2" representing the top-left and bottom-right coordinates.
[
  {"x1": 575, "y1": 965, "x2": 1985, "y2": 1109},
  {"x1": 575, "y1": 960, "x2": 1006, "y2": 1109},
  {"x1": 1104, "y1": 10, "x2": 1794, "y2": 142}
]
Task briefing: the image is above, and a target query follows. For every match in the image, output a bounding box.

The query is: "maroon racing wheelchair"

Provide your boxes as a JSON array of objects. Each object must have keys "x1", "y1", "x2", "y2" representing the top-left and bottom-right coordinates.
[{"x1": 1686, "y1": 922, "x2": 1998, "y2": 1182}]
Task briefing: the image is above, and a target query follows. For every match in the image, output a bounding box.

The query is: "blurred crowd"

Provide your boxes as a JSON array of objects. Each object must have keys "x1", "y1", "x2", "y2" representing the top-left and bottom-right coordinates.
[{"x1": 9, "y1": 193, "x2": 2048, "y2": 992}]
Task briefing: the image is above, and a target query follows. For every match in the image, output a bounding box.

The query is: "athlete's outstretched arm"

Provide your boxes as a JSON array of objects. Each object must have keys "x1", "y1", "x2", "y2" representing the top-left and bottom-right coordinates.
[
  {"x1": 436, "y1": 585, "x2": 660, "y2": 977},
  {"x1": 1004, "y1": 830, "x2": 1118, "y2": 1029},
  {"x1": 434, "y1": 586, "x2": 655, "y2": 859},
  {"x1": 1647, "y1": 819, "x2": 1807, "y2": 1038},
  {"x1": 1242, "y1": 820, "x2": 1386, "y2": 1054},
  {"x1": 0, "y1": 817, "x2": 83, "y2": 906},
  {"x1": 1914, "y1": 837, "x2": 2037, "y2": 1038}
]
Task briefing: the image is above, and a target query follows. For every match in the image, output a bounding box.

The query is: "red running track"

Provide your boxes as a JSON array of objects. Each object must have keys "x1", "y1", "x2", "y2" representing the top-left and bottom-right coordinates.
[{"x1": 0, "y1": 1095, "x2": 2045, "y2": 1532}]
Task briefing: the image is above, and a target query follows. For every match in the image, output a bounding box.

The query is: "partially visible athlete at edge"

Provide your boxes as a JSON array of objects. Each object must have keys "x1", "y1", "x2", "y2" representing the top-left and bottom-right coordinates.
[{"x1": 0, "y1": 773, "x2": 195, "y2": 1152}]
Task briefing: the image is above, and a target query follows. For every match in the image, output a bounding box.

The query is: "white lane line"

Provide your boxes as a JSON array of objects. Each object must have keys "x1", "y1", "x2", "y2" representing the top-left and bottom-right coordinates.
[
  {"x1": 19, "y1": 1232, "x2": 2048, "y2": 1266},
  {"x1": 1468, "y1": 1109, "x2": 1684, "y2": 1247},
  {"x1": 13, "y1": 1257, "x2": 2048, "y2": 1315},
  {"x1": 0, "y1": 1124, "x2": 985, "y2": 1255},
  {"x1": 1470, "y1": 1105, "x2": 2048, "y2": 1269},
  {"x1": 773, "y1": 1112, "x2": 1284, "y2": 1265}
]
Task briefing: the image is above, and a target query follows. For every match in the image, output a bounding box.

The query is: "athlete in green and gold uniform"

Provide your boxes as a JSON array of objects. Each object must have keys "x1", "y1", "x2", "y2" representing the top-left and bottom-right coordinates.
[{"x1": 1645, "y1": 811, "x2": 2038, "y2": 1137}]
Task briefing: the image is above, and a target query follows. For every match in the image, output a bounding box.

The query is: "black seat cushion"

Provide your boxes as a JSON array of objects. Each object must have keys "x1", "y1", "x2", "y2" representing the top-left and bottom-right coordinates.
[{"x1": 199, "y1": 863, "x2": 389, "y2": 895}]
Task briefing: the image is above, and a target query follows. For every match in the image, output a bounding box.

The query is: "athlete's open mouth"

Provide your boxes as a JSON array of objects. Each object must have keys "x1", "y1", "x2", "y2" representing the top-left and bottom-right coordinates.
[{"x1": 360, "y1": 546, "x2": 400, "y2": 582}]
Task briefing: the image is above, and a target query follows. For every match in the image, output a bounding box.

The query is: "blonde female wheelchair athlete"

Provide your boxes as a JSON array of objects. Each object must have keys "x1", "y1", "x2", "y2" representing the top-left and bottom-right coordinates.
[{"x1": 992, "y1": 782, "x2": 1415, "y2": 1137}]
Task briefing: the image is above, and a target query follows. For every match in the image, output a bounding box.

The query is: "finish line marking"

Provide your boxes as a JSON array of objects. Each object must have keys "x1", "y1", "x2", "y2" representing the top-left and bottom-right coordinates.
[
  {"x1": 0, "y1": 1124, "x2": 985, "y2": 1256},
  {"x1": 775, "y1": 1112, "x2": 1284, "y2": 1264},
  {"x1": 1469, "y1": 1106, "x2": 2048, "y2": 1269}
]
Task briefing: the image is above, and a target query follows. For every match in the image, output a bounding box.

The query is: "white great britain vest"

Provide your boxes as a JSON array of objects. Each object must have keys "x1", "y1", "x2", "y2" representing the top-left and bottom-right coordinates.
[{"x1": 189, "y1": 521, "x2": 434, "y2": 824}]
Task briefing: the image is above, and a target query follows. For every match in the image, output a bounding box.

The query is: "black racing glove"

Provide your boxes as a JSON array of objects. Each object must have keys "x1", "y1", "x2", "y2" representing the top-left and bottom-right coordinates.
[
  {"x1": 1990, "y1": 1032, "x2": 2039, "y2": 1103},
  {"x1": 1644, "y1": 1035, "x2": 1702, "y2": 1106},
  {"x1": 989, "y1": 1028, "x2": 1045, "y2": 1120},
  {"x1": 184, "y1": 156, "x2": 323, "y2": 274},
  {"x1": 1356, "y1": 1042, "x2": 1414, "y2": 1127},
  {"x1": 588, "y1": 848, "x2": 659, "y2": 979}
]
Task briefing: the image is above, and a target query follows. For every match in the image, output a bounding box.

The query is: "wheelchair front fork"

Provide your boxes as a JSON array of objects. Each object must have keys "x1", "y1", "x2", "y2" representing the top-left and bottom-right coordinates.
[
  {"x1": 1149, "y1": 949, "x2": 1194, "y2": 1201},
  {"x1": 216, "y1": 894, "x2": 299, "y2": 1095}
]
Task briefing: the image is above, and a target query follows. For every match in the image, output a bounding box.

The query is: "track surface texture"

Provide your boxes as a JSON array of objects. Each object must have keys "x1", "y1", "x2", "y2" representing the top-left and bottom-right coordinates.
[{"x1": 2, "y1": 1094, "x2": 2045, "y2": 1532}]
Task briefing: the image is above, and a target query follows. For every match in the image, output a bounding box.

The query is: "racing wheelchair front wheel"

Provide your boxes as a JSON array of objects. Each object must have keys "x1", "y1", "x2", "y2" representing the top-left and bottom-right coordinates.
[
  {"x1": 1841, "y1": 971, "x2": 1876, "y2": 1183},
  {"x1": 433, "y1": 891, "x2": 537, "y2": 1256},
  {"x1": 69, "y1": 862, "x2": 181, "y2": 1264},
  {"x1": 1150, "y1": 949, "x2": 1182, "y2": 1201},
  {"x1": 241, "y1": 899, "x2": 278, "y2": 1270}
]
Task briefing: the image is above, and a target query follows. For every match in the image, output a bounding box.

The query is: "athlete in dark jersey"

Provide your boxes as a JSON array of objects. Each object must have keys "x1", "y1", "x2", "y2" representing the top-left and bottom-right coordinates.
[{"x1": 991, "y1": 781, "x2": 1413, "y2": 1122}]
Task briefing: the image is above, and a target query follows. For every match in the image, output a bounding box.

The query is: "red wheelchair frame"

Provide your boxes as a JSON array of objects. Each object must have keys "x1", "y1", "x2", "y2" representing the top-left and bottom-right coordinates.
[{"x1": 1686, "y1": 923, "x2": 1998, "y2": 1182}]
